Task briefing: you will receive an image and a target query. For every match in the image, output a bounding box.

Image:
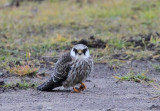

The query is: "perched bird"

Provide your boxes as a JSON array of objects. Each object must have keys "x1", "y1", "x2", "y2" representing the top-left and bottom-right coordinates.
[{"x1": 37, "y1": 44, "x2": 93, "y2": 92}]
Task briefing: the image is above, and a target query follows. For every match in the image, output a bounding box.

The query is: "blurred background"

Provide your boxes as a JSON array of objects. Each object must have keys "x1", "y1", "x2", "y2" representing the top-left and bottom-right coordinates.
[{"x1": 0, "y1": 0, "x2": 160, "y2": 71}]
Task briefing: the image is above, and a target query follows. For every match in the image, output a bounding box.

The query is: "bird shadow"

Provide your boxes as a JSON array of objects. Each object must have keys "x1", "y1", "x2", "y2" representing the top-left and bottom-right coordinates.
[
  {"x1": 36, "y1": 89, "x2": 73, "y2": 95},
  {"x1": 50, "y1": 89, "x2": 71, "y2": 93},
  {"x1": 36, "y1": 89, "x2": 71, "y2": 93},
  {"x1": 36, "y1": 87, "x2": 81, "y2": 93}
]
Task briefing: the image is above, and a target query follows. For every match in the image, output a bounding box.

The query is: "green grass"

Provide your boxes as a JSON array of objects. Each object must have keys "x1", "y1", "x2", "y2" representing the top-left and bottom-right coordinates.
[
  {"x1": 151, "y1": 63, "x2": 160, "y2": 72},
  {"x1": 114, "y1": 69, "x2": 153, "y2": 83},
  {"x1": 108, "y1": 38, "x2": 126, "y2": 49},
  {"x1": 107, "y1": 59, "x2": 125, "y2": 69},
  {"x1": 0, "y1": 0, "x2": 160, "y2": 70},
  {"x1": 1, "y1": 80, "x2": 37, "y2": 89}
]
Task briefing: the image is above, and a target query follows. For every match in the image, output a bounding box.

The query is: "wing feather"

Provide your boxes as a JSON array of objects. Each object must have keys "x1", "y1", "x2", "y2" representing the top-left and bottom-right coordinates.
[{"x1": 52, "y1": 52, "x2": 72, "y2": 82}]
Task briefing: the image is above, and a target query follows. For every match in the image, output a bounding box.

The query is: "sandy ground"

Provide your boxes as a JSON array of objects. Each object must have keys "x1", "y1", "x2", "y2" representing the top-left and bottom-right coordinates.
[{"x1": 0, "y1": 61, "x2": 160, "y2": 111}]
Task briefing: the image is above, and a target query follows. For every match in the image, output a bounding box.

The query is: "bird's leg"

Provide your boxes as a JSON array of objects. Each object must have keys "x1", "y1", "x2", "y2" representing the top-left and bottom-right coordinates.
[
  {"x1": 72, "y1": 87, "x2": 80, "y2": 93},
  {"x1": 80, "y1": 82, "x2": 86, "y2": 91}
]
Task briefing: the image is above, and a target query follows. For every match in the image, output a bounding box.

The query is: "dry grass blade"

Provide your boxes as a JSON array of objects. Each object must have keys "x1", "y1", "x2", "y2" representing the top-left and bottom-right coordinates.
[{"x1": 10, "y1": 65, "x2": 39, "y2": 76}]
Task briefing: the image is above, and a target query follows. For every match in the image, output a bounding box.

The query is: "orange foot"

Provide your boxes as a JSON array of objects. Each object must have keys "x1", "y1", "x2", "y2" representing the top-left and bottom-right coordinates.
[
  {"x1": 80, "y1": 82, "x2": 86, "y2": 91},
  {"x1": 72, "y1": 87, "x2": 81, "y2": 93}
]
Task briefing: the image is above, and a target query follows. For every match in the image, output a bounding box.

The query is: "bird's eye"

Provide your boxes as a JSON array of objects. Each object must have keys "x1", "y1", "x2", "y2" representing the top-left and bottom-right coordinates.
[
  {"x1": 83, "y1": 48, "x2": 88, "y2": 54},
  {"x1": 73, "y1": 48, "x2": 78, "y2": 53}
]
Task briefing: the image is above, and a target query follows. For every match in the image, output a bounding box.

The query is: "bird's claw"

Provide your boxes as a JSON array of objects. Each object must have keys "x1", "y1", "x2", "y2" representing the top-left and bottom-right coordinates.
[
  {"x1": 71, "y1": 83, "x2": 86, "y2": 93},
  {"x1": 80, "y1": 82, "x2": 86, "y2": 91},
  {"x1": 72, "y1": 87, "x2": 81, "y2": 93}
]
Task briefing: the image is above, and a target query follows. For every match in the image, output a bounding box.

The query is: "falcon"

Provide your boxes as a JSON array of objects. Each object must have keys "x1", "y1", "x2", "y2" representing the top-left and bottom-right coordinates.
[{"x1": 37, "y1": 44, "x2": 93, "y2": 92}]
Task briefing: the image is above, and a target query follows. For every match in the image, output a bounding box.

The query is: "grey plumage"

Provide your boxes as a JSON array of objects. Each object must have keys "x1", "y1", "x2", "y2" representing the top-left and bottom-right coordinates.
[
  {"x1": 63, "y1": 57, "x2": 93, "y2": 87},
  {"x1": 37, "y1": 52, "x2": 72, "y2": 91},
  {"x1": 37, "y1": 44, "x2": 93, "y2": 91}
]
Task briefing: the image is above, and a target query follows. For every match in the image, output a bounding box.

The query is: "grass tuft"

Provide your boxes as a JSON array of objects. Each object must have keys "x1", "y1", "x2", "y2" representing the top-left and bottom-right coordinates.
[
  {"x1": 1, "y1": 81, "x2": 37, "y2": 89},
  {"x1": 151, "y1": 63, "x2": 160, "y2": 72},
  {"x1": 52, "y1": 34, "x2": 68, "y2": 43},
  {"x1": 113, "y1": 69, "x2": 153, "y2": 83},
  {"x1": 10, "y1": 65, "x2": 39, "y2": 76}
]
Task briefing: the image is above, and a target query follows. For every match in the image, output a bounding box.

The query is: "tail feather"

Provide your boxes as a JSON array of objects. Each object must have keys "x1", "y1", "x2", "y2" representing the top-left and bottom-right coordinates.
[{"x1": 37, "y1": 77, "x2": 56, "y2": 91}]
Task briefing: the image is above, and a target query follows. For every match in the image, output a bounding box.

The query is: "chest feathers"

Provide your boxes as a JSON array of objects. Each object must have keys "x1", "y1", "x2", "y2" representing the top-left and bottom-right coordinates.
[{"x1": 63, "y1": 59, "x2": 93, "y2": 87}]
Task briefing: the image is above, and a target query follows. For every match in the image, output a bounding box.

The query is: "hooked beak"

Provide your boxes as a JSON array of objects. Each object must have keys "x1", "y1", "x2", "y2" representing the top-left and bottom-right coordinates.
[{"x1": 78, "y1": 50, "x2": 83, "y2": 55}]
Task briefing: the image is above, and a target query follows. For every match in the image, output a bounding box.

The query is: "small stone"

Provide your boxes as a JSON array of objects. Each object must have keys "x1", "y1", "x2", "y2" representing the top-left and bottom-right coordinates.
[
  {"x1": 0, "y1": 72, "x2": 3, "y2": 76},
  {"x1": 37, "y1": 105, "x2": 43, "y2": 110},
  {"x1": 150, "y1": 105, "x2": 160, "y2": 110},
  {"x1": 0, "y1": 80, "x2": 4, "y2": 85},
  {"x1": 46, "y1": 107, "x2": 52, "y2": 110}
]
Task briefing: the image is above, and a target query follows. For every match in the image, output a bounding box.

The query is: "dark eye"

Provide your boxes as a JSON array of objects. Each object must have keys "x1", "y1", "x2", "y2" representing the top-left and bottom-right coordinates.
[
  {"x1": 83, "y1": 48, "x2": 88, "y2": 54},
  {"x1": 73, "y1": 48, "x2": 78, "y2": 53}
]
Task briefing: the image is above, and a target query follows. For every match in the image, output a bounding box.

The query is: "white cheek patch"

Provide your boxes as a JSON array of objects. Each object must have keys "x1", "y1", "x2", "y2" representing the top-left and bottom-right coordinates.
[
  {"x1": 70, "y1": 49, "x2": 76, "y2": 57},
  {"x1": 85, "y1": 50, "x2": 90, "y2": 58}
]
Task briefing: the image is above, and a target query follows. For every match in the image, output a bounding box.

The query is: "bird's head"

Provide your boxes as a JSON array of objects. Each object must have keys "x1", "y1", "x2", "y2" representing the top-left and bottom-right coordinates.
[{"x1": 70, "y1": 44, "x2": 90, "y2": 60}]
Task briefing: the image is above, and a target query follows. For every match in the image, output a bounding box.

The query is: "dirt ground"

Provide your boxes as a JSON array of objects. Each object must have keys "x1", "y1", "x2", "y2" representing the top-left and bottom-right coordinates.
[{"x1": 0, "y1": 60, "x2": 160, "y2": 111}]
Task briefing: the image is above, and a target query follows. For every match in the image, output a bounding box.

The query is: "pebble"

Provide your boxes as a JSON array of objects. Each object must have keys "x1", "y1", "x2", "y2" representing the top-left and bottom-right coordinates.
[
  {"x1": 46, "y1": 107, "x2": 52, "y2": 110},
  {"x1": 37, "y1": 105, "x2": 43, "y2": 110},
  {"x1": 0, "y1": 72, "x2": 3, "y2": 76},
  {"x1": 0, "y1": 80, "x2": 4, "y2": 85}
]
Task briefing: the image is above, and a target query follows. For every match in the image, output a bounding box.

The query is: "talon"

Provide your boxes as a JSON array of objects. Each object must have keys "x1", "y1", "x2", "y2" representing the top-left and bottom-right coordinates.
[
  {"x1": 72, "y1": 87, "x2": 80, "y2": 93},
  {"x1": 80, "y1": 82, "x2": 86, "y2": 91}
]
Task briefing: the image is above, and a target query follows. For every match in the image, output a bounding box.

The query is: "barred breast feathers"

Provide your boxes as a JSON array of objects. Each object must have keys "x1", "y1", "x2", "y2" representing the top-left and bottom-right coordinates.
[{"x1": 63, "y1": 57, "x2": 93, "y2": 87}]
